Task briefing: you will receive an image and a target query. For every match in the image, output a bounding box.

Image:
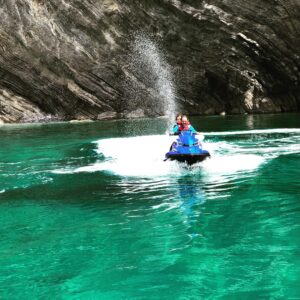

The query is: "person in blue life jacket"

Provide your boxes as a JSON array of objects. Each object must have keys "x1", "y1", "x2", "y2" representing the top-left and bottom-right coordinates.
[
  {"x1": 174, "y1": 115, "x2": 201, "y2": 135},
  {"x1": 172, "y1": 113, "x2": 182, "y2": 134}
]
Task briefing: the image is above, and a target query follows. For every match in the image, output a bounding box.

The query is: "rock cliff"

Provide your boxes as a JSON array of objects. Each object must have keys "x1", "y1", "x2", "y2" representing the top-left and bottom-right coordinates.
[{"x1": 0, "y1": 0, "x2": 299, "y2": 123}]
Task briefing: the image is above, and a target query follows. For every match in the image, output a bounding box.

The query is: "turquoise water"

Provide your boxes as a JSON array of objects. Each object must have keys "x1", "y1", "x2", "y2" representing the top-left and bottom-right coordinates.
[{"x1": 1, "y1": 114, "x2": 300, "y2": 299}]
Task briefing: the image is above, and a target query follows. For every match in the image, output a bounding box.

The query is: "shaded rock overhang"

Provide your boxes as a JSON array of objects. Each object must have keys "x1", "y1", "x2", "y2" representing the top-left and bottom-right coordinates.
[{"x1": 0, "y1": 0, "x2": 299, "y2": 123}]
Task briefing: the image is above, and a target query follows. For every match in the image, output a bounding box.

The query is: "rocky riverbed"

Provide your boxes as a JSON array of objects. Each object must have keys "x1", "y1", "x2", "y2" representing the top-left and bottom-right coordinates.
[{"x1": 0, "y1": 0, "x2": 299, "y2": 123}]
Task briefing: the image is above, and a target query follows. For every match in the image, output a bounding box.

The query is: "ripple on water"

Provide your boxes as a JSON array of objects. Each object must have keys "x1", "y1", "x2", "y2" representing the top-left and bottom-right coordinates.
[{"x1": 1, "y1": 124, "x2": 300, "y2": 298}]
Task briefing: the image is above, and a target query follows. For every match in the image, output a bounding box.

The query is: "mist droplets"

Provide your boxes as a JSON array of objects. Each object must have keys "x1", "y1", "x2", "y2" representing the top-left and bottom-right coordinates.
[{"x1": 125, "y1": 33, "x2": 176, "y2": 128}]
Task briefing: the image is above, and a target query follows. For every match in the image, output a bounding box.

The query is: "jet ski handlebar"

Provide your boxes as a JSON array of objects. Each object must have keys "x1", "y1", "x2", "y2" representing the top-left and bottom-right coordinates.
[{"x1": 169, "y1": 131, "x2": 197, "y2": 136}]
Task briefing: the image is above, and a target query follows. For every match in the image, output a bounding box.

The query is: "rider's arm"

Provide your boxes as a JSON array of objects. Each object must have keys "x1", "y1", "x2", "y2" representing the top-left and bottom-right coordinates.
[
  {"x1": 172, "y1": 125, "x2": 179, "y2": 133},
  {"x1": 189, "y1": 125, "x2": 199, "y2": 134}
]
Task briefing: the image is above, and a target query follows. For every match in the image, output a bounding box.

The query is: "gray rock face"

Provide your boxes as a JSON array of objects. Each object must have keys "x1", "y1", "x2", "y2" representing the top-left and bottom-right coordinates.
[{"x1": 0, "y1": 0, "x2": 299, "y2": 123}]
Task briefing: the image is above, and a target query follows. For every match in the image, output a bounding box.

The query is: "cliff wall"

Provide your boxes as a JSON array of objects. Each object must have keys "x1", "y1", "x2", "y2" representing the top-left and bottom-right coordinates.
[{"x1": 0, "y1": 0, "x2": 299, "y2": 123}]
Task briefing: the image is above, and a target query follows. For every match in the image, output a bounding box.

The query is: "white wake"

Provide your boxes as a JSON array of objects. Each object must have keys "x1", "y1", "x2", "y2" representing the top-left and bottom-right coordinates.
[{"x1": 53, "y1": 128, "x2": 300, "y2": 179}]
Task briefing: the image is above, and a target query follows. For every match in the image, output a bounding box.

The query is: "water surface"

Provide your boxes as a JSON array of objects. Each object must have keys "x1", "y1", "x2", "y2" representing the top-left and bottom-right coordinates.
[{"x1": 1, "y1": 114, "x2": 300, "y2": 299}]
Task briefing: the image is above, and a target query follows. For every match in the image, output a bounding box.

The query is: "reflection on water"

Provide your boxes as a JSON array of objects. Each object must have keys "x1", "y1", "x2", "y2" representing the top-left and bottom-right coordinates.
[
  {"x1": 246, "y1": 114, "x2": 254, "y2": 129},
  {"x1": 177, "y1": 180, "x2": 205, "y2": 219}
]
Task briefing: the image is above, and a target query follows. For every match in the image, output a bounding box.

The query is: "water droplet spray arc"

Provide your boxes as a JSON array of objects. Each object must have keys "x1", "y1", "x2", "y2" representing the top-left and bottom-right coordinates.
[{"x1": 126, "y1": 33, "x2": 177, "y2": 128}]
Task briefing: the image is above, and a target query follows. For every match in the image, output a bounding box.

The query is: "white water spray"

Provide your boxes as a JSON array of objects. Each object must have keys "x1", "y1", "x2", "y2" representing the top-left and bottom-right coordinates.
[
  {"x1": 53, "y1": 128, "x2": 300, "y2": 182},
  {"x1": 126, "y1": 33, "x2": 176, "y2": 127}
]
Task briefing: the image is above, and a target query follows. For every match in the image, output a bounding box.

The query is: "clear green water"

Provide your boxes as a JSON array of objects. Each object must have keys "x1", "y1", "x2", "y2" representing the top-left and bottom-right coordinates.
[{"x1": 1, "y1": 114, "x2": 300, "y2": 299}]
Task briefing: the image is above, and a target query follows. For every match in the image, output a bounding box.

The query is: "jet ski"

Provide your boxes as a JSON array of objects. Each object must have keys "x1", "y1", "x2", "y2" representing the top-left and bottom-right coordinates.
[{"x1": 165, "y1": 131, "x2": 210, "y2": 165}]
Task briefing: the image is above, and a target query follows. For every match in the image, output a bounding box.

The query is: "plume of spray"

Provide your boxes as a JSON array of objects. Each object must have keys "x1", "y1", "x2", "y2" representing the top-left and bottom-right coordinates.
[{"x1": 125, "y1": 33, "x2": 177, "y2": 130}]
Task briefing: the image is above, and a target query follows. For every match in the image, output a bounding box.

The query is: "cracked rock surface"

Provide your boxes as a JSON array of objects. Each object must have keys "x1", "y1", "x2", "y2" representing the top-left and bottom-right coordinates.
[{"x1": 0, "y1": 0, "x2": 299, "y2": 123}]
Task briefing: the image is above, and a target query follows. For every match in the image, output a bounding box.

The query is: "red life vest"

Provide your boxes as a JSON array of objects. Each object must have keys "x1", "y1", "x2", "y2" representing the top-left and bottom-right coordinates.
[
  {"x1": 173, "y1": 121, "x2": 182, "y2": 131},
  {"x1": 179, "y1": 121, "x2": 190, "y2": 131}
]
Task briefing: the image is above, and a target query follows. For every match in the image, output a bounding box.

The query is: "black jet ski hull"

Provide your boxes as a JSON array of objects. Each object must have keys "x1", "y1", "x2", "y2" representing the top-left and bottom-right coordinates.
[{"x1": 166, "y1": 153, "x2": 210, "y2": 165}]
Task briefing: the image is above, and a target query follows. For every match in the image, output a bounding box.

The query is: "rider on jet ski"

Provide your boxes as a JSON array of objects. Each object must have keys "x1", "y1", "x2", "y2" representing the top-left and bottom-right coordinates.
[
  {"x1": 173, "y1": 115, "x2": 201, "y2": 135},
  {"x1": 173, "y1": 113, "x2": 182, "y2": 132},
  {"x1": 166, "y1": 115, "x2": 209, "y2": 164}
]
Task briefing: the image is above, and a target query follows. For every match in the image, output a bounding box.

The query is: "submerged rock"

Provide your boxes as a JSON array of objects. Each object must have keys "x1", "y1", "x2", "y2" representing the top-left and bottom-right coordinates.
[{"x1": 0, "y1": 0, "x2": 299, "y2": 123}]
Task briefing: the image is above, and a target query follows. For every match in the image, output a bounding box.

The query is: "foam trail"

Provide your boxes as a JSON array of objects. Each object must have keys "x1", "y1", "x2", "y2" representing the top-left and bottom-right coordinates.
[
  {"x1": 52, "y1": 127, "x2": 300, "y2": 178},
  {"x1": 55, "y1": 134, "x2": 267, "y2": 179},
  {"x1": 205, "y1": 128, "x2": 300, "y2": 136},
  {"x1": 90, "y1": 135, "x2": 181, "y2": 177}
]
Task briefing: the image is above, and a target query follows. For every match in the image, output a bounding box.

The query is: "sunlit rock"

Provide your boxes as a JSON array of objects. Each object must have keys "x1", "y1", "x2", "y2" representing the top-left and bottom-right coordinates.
[
  {"x1": 124, "y1": 108, "x2": 145, "y2": 119},
  {"x1": 97, "y1": 111, "x2": 117, "y2": 120}
]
